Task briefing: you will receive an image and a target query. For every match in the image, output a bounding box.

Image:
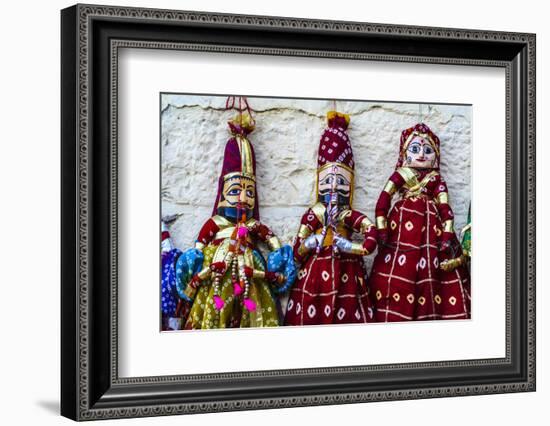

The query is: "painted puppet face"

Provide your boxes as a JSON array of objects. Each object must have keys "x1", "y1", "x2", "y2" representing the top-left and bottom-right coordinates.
[
  {"x1": 403, "y1": 135, "x2": 438, "y2": 169},
  {"x1": 217, "y1": 175, "x2": 256, "y2": 221},
  {"x1": 317, "y1": 164, "x2": 353, "y2": 206}
]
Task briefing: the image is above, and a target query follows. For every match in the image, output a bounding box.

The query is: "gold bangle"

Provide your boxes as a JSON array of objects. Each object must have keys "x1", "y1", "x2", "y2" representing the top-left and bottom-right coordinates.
[
  {"x1": 383, "y1": 180, "x2": 397, "y2": 196},
  {"x1": 376, "y1": 216, "x2": 387, "y2": 230},
  {"x1": 442, "y1": 219, "x2": 454, "y2": 233},
  {"x1": 196, "y1": 266, "x2": 212, "y2": 281},
  {"x1": 297, "y1": 224, "x2": 312, "y2": 240},
  {"x1": 297, "y1": 242, "x2": 310, "y2": 258},
  {"x1": 267, "y1": 236, "x2": 281, "y2": 251},
  {"x1": 359, "y1": 218, "x2": 375, "y2": 234},
  {"x1": 436, "y1": 191, "x2": 449, "y2": 205},
  {"x1": 183, "y1": 285, "x2": 197, "y2": 300},
  {"x1": 350, "y1": 242, "x2": 367, "y2": 256}
]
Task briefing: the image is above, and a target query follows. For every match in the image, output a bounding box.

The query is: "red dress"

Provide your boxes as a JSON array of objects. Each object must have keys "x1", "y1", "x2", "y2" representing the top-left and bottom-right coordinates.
[
  {"x1": 284, "y1": 203, "x2": 377, "y2": 325},
  {"x1": 369, "y1": 167, "x2": 471, "y2": 321}
]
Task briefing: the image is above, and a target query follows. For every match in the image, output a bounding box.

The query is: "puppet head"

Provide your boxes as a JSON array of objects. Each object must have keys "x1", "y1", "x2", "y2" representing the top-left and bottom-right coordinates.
[
  {"x1": 213, "y1": 113, "x2": 259, "y2": 222},
  {"x1": 396, "y1": 122, "x2": 440, "y2": 170},
  {"x1": 316, "y1": 111, "x2": 355, "y2": 207}
]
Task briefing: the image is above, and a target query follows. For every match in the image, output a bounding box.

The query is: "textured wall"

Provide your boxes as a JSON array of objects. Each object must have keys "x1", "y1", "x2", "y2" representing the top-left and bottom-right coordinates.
[{"x1": 161, "y1": 94, "x2": 471, "y2": 270}]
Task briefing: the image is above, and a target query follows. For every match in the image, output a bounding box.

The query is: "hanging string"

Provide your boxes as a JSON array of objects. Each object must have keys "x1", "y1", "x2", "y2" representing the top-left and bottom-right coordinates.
[{"x1": 225, "y1": 95, "x2": 255, "y2": 128}]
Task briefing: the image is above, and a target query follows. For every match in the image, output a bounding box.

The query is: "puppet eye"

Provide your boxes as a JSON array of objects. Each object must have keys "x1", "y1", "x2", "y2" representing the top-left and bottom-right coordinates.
[
  {"x1": 228, "y1": 188, "x2": 241, "y2": 196},
  {"x1": 246, "y1": 189, "x2": 255, "y2": 198},
  {"x1": 322, "y1": 175, "x2": 333, "y2": 185},
  {"x1": 409, "y1": 143, "x2": 421, "y2": 154},
  {"x1": 424, "y1": 145, "x2": 434, "y2": 155}
]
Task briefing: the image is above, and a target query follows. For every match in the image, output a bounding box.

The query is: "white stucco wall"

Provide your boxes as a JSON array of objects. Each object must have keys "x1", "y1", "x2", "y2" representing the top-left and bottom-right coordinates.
[{"x1": 161, "y1": 94, "x2": 471, "y2": 270}]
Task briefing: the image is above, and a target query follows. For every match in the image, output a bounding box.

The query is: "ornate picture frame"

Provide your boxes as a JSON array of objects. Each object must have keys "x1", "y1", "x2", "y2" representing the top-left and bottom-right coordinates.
[{"x1": 61, "y1": 3, "x2": 535, "y2": 421}]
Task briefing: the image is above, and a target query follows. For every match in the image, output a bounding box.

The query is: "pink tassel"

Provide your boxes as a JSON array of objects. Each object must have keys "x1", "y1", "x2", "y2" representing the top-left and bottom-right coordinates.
[
  {"x1": 243, "y1": 298, "x2": 257, "y2": 312},
  {"x1": 237, "y1": 226, "x2": 248, "y2": 238},
  {"x1": 213, "y1": 295, "x2": 225, "y2": 311},
  {"x1": 233, "y1": 283, "x2": 243, "y2": 296}
]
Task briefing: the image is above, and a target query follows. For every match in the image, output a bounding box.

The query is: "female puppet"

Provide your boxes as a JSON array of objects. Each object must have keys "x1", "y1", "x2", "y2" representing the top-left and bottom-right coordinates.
[
  {"x1": 284, "y1": 111, "x2": 377, "y2": 326},
  {"x1": 369, "y1": 123, "x2": 471, "y2": 322},
  {"x1": 175, "y1": 110, "x2": 296, "y2": 329}
]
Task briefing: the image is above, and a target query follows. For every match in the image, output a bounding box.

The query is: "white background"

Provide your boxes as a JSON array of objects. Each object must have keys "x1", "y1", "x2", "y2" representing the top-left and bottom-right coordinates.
[
  {"x1": 0, "y1": 0, "x2": 546, "y2": 425},
  {"x1": 119, "y1": 49, "x2": 504, "y2": 377}
]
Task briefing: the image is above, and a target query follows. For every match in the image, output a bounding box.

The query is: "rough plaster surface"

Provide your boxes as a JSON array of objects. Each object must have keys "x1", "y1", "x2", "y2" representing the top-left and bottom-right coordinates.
[{"x1": 161, "y1": 94, "x2": 471, "y2": 271}]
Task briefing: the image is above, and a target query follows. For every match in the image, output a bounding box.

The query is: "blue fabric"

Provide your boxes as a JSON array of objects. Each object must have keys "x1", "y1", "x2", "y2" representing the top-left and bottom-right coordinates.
[
  {"x1": 175, "y1": 248, "x2": 204, "y2": 302},
  {"x1": 267, "y1": 245, "x2": 297, "y2": 294},
  {"x1": 161, "y1": 249, "x2": 182, "y2": 316}
]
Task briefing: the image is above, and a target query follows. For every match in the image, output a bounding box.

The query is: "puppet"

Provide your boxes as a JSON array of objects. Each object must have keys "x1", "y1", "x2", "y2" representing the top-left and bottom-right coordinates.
[
  {"x1": 175, "y1": 107, "x2": 296, "y2": 329},
  {"x1": 368, "y1": 123, "x2": 471, "y2": 321},
  {"x1": 284, "y1": 111, "x2": 377, "y2": 326}
]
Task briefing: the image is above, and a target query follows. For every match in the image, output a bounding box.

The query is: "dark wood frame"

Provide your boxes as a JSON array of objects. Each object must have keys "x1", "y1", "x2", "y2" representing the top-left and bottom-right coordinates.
[{"x1": 61, "y1": 3, "x2": 536, "y2": 421}]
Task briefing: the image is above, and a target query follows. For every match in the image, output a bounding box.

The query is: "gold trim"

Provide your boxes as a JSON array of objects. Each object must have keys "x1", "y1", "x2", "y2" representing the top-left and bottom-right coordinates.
[
  {"x1": 376, "y1": 216, "x2": 387, "y2": 230},
  {"x1": 222, "y1": 171, "x2": 256, "y2": 182},
  {"x1": 297, "y1": 242, "x2": 310, "y2": 258},
  {"x1": 196, "y1": 266, "x2": 212, "y2": 281},
  {"x1": 327, "y1": 110, "x2": 350, "y2": 126},
  {"x1": 396, "y1": 167, "x2": 418, "y2": 187},
  {"x1": 359, "y1": 217, "x2": 374, "y2": 234},
  {"x1": 214, "y1": 226, "x2": 236, "y2": 240},
  {"x1": 310, "y1": 202, "x2": 326, "y2": 225},
  {"x1": 252, "y1": 270, "x2": 266, "y2": 279},
  {"x1": 350, "y1": 242, "x2": 367, "y2": 256},
  {"x1": 267, "y1": 236, "x2": 281, "y2": 251},
  {"x1": 436, "y1": 191, "x2": 449, "y2": 205},
  {"x1": 237, "y1": 134, "x2": 254, "y2": 177},
  {"x1": 317, "y1": 161, "x2": 354, "y2": 176},
  {"x1": 338, "y1": 209, "x2": 352, "y2": 222},
  {"x1": 383, "y1": 180, "x2": 398, "y2": 196},
  {"x1": 442, "y1": 219, "x2": 454, "y2": 233},
  {"x1": 297, "y1": 224, "x2": 312, "y2": 239},
  {"x1": 183, "y1": 285, "x2": 197, "y2": 301},
  {"x1": 245, "y1": 218, "x2": 259, "y2": 228},
  {"x1": 212, "y1": 215, "x2": 233, "y2": 229}
]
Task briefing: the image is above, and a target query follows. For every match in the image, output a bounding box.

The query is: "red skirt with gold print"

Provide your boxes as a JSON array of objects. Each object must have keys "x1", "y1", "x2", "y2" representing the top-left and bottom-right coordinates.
[
  {"x1": 284, "y1": 247, "x2": 374, "y2": 326},
  {"x1": 369, "y1": 196, "x2": 471, "y2": 322}
]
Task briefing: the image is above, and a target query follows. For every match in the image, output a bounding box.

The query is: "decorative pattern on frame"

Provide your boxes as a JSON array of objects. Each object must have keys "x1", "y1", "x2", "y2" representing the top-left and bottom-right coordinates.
[{"x1": 69, "y1": 4, "x2": 535, "y2": 420}]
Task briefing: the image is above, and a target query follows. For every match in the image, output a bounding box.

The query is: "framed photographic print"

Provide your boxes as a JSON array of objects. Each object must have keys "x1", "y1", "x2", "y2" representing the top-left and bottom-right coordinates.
[{"x1": 61, "y1": 3, "x2": 536, "y2": 421}]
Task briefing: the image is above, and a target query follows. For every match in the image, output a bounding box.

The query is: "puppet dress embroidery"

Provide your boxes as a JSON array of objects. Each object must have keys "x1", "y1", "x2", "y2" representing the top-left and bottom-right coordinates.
[
  {"x1": 174, "y1": 106, "x2": 296, "y2": 329},
  {"x1": 369, "y1": 123, "x2": 471, "y2": 322},
  {"x1": 183, "y1": 217, "x2": 281, "y2": 329},
  {"x1": 284, "y1": 111, "x2": 377, "y2": 326},
  {"x1": 284, "y1": 204, "x2": 375, "y2": 325}
]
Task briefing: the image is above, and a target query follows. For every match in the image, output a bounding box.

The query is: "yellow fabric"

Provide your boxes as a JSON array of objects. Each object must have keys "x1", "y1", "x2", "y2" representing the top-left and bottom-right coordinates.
[{"x1": 185, "y1": 244, "x2": 279, "y2": 329}]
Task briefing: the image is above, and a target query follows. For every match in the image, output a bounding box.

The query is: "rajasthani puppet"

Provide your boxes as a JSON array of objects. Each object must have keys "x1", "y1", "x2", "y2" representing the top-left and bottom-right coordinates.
[
  {"x1": 369, "y1": 123, "x2": 471, "y2": 322},
  {"x1": 175, "y1": 112, "x2": 296, "y2": 329},
  {"x1": 284, "y1": 111, "x2": 377, "y2": 326}
]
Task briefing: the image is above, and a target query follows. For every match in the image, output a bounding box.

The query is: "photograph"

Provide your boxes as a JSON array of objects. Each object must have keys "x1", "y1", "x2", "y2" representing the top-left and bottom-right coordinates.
[{"x1": 160, "y1": 94, "x2": 472, "y2": 331}]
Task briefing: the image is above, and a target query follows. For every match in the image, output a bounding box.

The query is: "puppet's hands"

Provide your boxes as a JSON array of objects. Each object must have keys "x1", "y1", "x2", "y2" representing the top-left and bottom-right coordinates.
[
  {"x1": 267, "y1": 245, "x2": 297, "y2": 293},
  {"x1": 440, "y1": 231, "x2": 455, "y2": 250},
  {"x1": 303, "y1": 234, "x2": 324, "y2": 250},
  {"x1": 333, "y1": 235, "x2": 353, "y2": 253},
  {"x1": 264, "y1": 271, "x2": 284, "y2": 284},
  {"x1": 377, "y1": 228, "x2": 388, "y2": 245}
]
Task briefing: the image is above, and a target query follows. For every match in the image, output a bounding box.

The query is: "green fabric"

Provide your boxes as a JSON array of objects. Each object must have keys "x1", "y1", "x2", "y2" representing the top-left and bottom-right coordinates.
[
  {"x1": 186, "y1": 244, "x2": 279, "y2": 329},
  {"x1": 461, "y1": 205, "x2": 471, "y2": 257}
]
